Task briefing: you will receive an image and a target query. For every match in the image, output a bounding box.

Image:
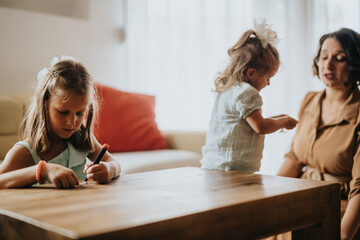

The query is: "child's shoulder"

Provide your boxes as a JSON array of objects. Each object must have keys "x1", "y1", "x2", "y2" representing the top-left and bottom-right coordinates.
[
  {"x1": 232, "y1": 82, "x2": 257, "y2": 91},
  {"x1": 14, "y1": 139, "x2": 33, "y2": 151},
  {"x1": 229, "y1": 82, "x2": 260, "y2": 98},
  {"x1": 2, "y1": 140, "x2": 35, "y2": 167}
]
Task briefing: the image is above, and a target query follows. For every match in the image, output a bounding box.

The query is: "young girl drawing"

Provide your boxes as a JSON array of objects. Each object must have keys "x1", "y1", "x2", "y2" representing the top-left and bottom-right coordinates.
[
  {"x1": 201, "y1": 20, "x2": 298, "y2": 173},
  {"x1": 0, "y1": 56, "x2": 121, "y2": 189}
]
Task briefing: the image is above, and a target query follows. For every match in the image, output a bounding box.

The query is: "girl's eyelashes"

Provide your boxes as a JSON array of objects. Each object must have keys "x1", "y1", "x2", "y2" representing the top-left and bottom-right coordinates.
[
  {"x1": 57, "y1": 110, "x2": 85, "y2": 116},
  {"x1": 58, "y1": 110, "x2": 68, "y2": 115}
]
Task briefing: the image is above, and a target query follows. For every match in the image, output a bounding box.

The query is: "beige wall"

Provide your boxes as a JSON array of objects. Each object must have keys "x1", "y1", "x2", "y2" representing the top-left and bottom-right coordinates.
[{"x1": 0, "y1": 0, "x2": 128, "y2": 94}]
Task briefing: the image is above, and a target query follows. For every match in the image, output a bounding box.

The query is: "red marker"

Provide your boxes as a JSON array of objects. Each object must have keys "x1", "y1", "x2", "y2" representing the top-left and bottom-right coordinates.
[{"x1": 84, "y1": 143, "x2": 109, "y2": 182}]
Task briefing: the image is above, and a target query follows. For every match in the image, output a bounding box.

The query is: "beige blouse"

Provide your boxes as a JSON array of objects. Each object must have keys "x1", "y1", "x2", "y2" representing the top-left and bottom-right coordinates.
[{"x1": 286, "y1": 87, "x2": 360, "y2": 200}]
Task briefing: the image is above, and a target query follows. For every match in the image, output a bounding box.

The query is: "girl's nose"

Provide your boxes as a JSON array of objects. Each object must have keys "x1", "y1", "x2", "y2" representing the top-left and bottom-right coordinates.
[{"x1": 66, "y1": 114, "x2": 76, "y2": 126}]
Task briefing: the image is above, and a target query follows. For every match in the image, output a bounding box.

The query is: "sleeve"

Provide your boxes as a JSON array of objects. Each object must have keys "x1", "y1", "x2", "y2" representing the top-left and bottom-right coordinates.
[
  {"x1": 284, "y1": 92, "x2": 315, "y2": 166},
  {"x1": 349, "y1": 125, "x2": 360, "y2": 200},
  {"x1": 235, "y1": 86, "x2": 263, "y2": 119}
]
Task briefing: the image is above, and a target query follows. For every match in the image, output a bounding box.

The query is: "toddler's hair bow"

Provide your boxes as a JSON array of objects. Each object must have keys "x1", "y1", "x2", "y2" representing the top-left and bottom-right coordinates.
[{"x1": 251, "y1": 19, "x2": 279, "y2": 48}]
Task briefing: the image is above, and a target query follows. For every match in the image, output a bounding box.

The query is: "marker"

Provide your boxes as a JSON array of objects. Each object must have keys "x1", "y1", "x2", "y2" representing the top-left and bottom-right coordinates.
[{"x1": 84, "y1": 143, "x2": 109, "y2": 182}]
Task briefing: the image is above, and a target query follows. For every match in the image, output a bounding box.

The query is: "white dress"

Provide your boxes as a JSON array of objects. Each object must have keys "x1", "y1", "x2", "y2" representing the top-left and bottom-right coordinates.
[{"x1": 201, "y1": 82, "x2": 264, "y2": 173}]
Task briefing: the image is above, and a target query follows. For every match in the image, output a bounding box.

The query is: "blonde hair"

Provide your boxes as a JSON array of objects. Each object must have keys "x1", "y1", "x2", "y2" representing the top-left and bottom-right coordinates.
[
  {"x1": 20, "y1": 60, "x2": 98, "y2": 154},
  {"x1": 214, "y1": 30, "x2": 280, "y2": 93}
]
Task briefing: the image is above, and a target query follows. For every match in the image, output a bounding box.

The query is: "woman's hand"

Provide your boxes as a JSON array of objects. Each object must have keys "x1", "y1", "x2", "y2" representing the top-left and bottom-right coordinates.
[
  {"x1": 42, "y1": 163, "x2": 79, "y2": 189},
  {"x1": 83, "y1": 162, "x2": 112, "y2": 184}
]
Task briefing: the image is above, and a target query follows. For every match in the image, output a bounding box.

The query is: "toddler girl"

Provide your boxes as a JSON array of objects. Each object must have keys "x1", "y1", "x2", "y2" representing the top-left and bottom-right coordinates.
[
  {"x1": 201, "y1": 20, "x2": 298, "y2": 173},
  {"x1": 0, "y1": 56, "x2": 121, "y2": 189}
]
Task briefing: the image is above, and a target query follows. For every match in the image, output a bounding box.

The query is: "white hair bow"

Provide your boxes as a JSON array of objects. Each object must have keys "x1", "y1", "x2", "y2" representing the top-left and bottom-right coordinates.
[
  {"x1": 252, "y1": 19, "x2": 279, "y2": 48},
  {"x1": 37, "y1": 55, "x2": 78, "y2": 83}
]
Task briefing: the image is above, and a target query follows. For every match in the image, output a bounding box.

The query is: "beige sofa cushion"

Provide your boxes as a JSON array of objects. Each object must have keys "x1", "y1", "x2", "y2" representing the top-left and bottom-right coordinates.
[
  {"x1": 0, "y1": 95, "x2": 30, "y2": 159},
  {"x1": 112, "y1": 149, "x2": 201, "y2": 174},
  {"x1": 0, "y1": 95, "x2": 23, "y2": 134}
]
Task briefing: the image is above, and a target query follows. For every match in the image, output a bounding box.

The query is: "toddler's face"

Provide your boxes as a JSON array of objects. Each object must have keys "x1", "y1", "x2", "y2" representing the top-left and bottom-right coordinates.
[
  {"x1": 249, "y1": 67, "x2": 277, "y2": 91},
  {"x1": 47, "y1": 88, "x2": 89, "y2": 140}
]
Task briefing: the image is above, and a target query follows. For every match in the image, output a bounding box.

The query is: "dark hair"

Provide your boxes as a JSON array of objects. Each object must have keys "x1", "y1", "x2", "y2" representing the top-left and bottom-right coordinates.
[
  {"x1": 313, "y1": 28, "x2": 360, "y2": 87},
  {"x1": 214, "y1": 30, "x2": 280, "y2": 92}
]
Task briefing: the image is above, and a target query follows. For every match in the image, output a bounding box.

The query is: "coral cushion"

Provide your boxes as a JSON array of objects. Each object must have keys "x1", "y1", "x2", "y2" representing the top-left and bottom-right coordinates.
[{"x1": 94, "y1": 83, "x2": 168, "y2": 152}]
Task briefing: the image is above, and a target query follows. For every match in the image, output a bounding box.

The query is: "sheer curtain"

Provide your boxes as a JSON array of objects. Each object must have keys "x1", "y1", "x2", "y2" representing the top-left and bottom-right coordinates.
[{"x1": 124, "y1": 0, "x2": 360, "y2": 174}]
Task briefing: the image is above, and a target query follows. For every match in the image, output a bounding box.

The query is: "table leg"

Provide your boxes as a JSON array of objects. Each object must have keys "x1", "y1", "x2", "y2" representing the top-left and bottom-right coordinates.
[{"x1": 292, "y1": 223, "x2": 322, "y2": 240}]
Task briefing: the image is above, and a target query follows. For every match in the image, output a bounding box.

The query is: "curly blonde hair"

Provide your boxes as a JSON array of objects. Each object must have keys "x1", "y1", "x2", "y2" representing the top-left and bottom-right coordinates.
[
  {"x1": 214, "y1": 30, "x2": 280, "y2": 93},
  {"x1": 20, "y1": 60, "x2": 98, "y2": 154}
]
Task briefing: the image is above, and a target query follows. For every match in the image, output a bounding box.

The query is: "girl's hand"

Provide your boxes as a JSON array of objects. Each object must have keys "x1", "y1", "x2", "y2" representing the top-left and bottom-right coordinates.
[
  {"x1": 42, "y1": 163, "x2": 79, "y2": 189},
  {"x1": 270, "y1": 114, "x2": 287, "y2": 119},
  {"x1": 283, "y1": 115, "x2": 298, "y2": 129},
  {"x1": 84, "y1": 162, "x2": 111, "y2": 184}
]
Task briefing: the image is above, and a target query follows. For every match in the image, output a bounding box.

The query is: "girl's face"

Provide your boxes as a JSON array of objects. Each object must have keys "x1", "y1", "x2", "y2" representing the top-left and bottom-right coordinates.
[
  {"x1": 318, "y1": 38, "x2": 349, "y2": 88},
  {"x1": 248, "y1": 67, "x2": 277, "y2": 91},
  {"x1": 48, "y1": 88, "x2": 89, "y2": 140}
]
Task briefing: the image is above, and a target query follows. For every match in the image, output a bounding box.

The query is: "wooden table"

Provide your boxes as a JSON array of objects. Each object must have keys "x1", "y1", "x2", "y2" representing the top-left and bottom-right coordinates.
[{"x1": 0, "y1": 167, "x2": 340, "y2": 240}]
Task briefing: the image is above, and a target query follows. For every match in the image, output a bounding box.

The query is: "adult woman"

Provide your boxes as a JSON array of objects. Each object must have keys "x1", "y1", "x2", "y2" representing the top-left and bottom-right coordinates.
[{"x1": 278, "y1": 28, "x2": 360, "y2": 239}]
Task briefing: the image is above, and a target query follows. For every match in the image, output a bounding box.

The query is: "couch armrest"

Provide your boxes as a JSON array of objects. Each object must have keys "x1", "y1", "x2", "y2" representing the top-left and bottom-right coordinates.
[
  {"x1": 0, "y1": 95, "x2": 31, "y2": 160},
  {"x1": 163, "y1": 131, "x2": 206, "y2": 155}
]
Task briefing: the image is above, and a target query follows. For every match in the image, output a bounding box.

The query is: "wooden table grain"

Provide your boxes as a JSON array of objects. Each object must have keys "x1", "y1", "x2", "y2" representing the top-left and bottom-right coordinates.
[{"x1": 0, "y1": 167, "x2": 340, "y2": 240}]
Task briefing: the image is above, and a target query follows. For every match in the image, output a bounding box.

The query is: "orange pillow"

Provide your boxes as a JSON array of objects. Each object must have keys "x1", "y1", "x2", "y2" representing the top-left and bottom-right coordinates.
[{"x1": 94, "y1": 83, "x2": 168, "y2": 152}]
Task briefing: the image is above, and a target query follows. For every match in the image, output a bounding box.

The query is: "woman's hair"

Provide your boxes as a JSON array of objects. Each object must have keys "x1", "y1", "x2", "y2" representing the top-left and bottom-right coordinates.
[
  {"x1": 20, "y1": 59, "x2": 98, "y2": 154},
  {"x1": 214, "y1": 30, "x2": 280, "y2": 93},
  {"x1": 313, "y1": 28, "x2": 360, "y2": 87}
]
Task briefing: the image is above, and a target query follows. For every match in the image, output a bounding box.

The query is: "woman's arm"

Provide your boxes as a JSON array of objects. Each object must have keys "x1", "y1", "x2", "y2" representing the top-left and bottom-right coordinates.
[
  {"x1": 246, "y1": 110, "x2": 298, "y2": 134},
  {"x1": 341, "y1": 194, "x2": 360, "y2": 239},
  {"x1": 277, "y1": 155, "x2": 303, "y2": 178}
]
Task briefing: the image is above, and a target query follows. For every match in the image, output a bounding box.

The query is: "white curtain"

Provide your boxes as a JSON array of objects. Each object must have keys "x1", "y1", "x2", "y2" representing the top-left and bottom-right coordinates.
[{"x1": 124, "y1": 0, "x2": 360, "y2": 174}]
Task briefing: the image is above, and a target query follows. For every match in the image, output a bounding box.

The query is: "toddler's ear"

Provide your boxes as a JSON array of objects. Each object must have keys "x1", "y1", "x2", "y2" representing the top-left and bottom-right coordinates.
[{"x1": 246, "y1": 68, "x2": 256, "y2": 80}]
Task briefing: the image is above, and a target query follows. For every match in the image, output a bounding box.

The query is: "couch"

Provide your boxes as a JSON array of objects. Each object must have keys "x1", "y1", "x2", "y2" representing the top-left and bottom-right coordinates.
[{"x1": 0, "y1": 92, "x2": 206, "y2": 175}]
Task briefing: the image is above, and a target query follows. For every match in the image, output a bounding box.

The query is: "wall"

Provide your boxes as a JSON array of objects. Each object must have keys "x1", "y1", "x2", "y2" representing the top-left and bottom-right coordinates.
[{"x1": 0, "y1": 0, "x2": 127, "y2": 94}]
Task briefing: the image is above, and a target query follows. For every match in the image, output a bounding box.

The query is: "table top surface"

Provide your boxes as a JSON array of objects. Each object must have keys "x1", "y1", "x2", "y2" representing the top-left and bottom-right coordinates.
[{"x1": 0, "y1": 167, "x2": 338, "y2": 239}]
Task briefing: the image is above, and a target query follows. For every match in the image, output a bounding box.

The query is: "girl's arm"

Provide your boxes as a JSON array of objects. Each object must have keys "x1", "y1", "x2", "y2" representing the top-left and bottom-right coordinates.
[
  {"x1": 0, "y1": 165, "x2": 38, "y2": 189},
  {"x1": 246, "y1": 110, "x2": 298, "y2": 134},
  {"x1": 85, "y1": 138, "x2": 121, "y2": 183},
  {"x1": 0, "y1": 145, "x2": 79, "y2": 189},
  {"x1": 0, "y1": 145, "x2": 40, "y2": 189},
  {"x1": 341, "y1": 194, "x2": 360, "y2": 239}
]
